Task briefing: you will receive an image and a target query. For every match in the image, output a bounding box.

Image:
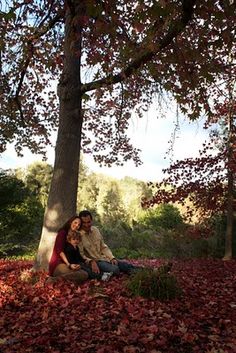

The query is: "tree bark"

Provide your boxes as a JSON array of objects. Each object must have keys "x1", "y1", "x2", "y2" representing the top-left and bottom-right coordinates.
[
  {"x1": 35, "y1": 2, "x2": 83, "y2": 269},
  {"x1": 223, "y1": 110, "x2": 235, "y2": 260},
  {"x1": 223, "y1": 169, "x2": 234, "y2": 260}
]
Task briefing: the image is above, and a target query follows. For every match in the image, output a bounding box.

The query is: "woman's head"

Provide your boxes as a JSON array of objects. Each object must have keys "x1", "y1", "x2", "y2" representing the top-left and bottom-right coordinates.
[{"x1": 60, "y1": 215, "x2": 81, "y2": 232}]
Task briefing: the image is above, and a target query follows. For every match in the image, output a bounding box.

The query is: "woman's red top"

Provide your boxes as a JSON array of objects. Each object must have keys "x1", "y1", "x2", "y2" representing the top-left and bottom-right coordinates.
[{"x1": 48, "y1": 229, "x2": 67, "y2": 276}]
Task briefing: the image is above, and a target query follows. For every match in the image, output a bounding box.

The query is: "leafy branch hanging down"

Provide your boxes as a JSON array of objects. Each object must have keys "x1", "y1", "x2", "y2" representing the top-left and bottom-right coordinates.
[{"x1": 142, "y1": 98, "x2": 236, "y2": 221}]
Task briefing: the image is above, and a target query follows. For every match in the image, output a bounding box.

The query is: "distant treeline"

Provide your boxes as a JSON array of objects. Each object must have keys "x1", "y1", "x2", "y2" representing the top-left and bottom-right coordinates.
[{"x1": 0, "y1": 160, "x2": 230, "y2": 259}]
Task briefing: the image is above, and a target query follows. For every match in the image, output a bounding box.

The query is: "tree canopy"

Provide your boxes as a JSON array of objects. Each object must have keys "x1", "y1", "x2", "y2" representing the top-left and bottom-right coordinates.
[{"x1": 2, "y1": 0, "x2": 235, "y2": 162}]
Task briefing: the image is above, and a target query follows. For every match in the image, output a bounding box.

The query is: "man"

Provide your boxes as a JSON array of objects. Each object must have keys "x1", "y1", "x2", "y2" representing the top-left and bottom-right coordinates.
[{"x1": 78, "y1": 210, "x2": 140, "y2": 275}]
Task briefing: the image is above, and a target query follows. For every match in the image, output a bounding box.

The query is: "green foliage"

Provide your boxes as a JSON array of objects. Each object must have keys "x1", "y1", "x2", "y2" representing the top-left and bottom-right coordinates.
[
  {"x1": 101, "y1": 221, "x2": 160, "y2": 259},
  {"x1": 16, "y1": 162, "x2": 53, "y2": 207},
  {"x1": 113, "y1": 247, "x2": 160, "y2": 259},
  {"x1": 119, "y1": 177, "x2": 153, "y2": 225},
  {"x1": 120, "y1": 228, "x2": 161, "y2": 258},
  {"x1": 129, "y1": 228, "x2": 160, "y2": 248},
  {"x1": 77, "y1": 172, "x2": 100, "y2": 211},
  {"x1": 0, "y1": 169, "x2": 28, "y2": 208},
  {"x1": 78, "y1": 172, "x2": 153, "y2": 228},
  {"x1": 156, "y1": 228, "x2": 226, "y2": 259},
  {"x1": 97, "y1": 180, "x2": 127, "y2": 225},
  {"x1": 160, "y1": 235, "x2": 209, "y2": 259},
  {"x1": 204, "y1": 214, "x2": 236, "y2": 258},
  {"x1": 101, "y1": 220, "x2": 132, "y2": 249},
  {"x1": 139, "y1": 204, "x2": 184, "y2": 230},
  {"x1": 0, "y1": 169, "x2": 44, "y2": 257},
  {"x1": 126, "y1": 267, "x2": 182, "y2": 301},
  {"x1": 1, "y1": 161, "x2": 232, "y2": 260},
  {"x1": 113, "y1": 247, "x2": 130, "y2": 259}
]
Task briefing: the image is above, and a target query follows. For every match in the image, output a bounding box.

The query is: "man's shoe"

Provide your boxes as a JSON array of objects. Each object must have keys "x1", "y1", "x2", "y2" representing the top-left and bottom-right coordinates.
[{"x1": 101, "y1": 272, "x2": 113, "y2": 281}]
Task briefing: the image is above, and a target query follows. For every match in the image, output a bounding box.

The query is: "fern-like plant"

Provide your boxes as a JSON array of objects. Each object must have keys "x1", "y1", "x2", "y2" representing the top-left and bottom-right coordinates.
[{"x1": 126, "y1": 265, "x2": 182, "y2": 301}]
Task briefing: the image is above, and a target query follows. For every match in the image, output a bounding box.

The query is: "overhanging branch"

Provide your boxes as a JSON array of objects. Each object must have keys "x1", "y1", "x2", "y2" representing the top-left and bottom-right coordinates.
[
  {"x1": 81, "y1": 0, "x2": 196, "y2": 94},
  {"x1": 14, "y1": 7, "x2": 64, "y2": 114}
]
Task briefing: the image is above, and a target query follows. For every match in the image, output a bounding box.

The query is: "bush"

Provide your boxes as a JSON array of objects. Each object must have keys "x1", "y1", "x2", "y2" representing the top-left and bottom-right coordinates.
[
  {"x1": 139, "y1": 204, "x2": 184, "y2": 230},
  {"x1": 126, "y1": 266, "x2": 182, "y2": 301},
  {"x1": 129, "y1": 229, "x2": 161, "y2": 250},
  {"x1": 0, "y1": 243, "x2": 33, "y2": 258},
  {"x1": 156, "y1": 226, "x2": 226, "y2": 259},
  {"x1": 101, "y1": 220, "x2": 132, "y2": 249},
  {"x1": 113, "y1": 247, "x2": 130, "y2": 259},
  {"x1": 0, "y1": 170, "x2": 44, "y2": 258},
  {"x1": 113, "y1": 247, "x2": 142, "y2": 259}
]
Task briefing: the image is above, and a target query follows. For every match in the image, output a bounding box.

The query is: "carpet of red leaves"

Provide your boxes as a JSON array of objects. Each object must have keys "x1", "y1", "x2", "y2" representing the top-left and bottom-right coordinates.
[{"x1": 0, "y1": 258, "x2": 235, "y2": 353}]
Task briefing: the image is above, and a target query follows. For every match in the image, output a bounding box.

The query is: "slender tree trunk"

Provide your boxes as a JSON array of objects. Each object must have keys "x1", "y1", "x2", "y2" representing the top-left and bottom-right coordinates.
[
  {"x1": 35, "y1": 2, "x2": 83, "y2": 269},
  {"x1": 224, "y1": 169, "x2": 234, "y2": 260},
  {"x1": 223, "y1": 111, "x2": 234, "y2": 260}
]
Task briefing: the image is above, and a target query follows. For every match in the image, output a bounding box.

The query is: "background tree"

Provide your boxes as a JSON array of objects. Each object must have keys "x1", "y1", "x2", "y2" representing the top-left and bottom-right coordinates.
[
  {"x1": 0, "y1": 169, "x2": 43, "y2": 256},
  {"x1": 139, "y1": 204, "x2": 184, "y2": 231},
  {"x1": 0, "y1": 162, "x2": 229, "y2": 260},
  {"x1": 222, "y1": 102, "x2": 235, "y2": 259},
  {"x1": 96, "y1": 179, "x2": 126, "y2": 225},
  {"x1": 143, "y1": 97, "x2": 236, "y2": 258},
  {"x1": 1, "y1": 0, "x2": 235, "y2": 268},
  {"x1": 119, "y1": 176, "x2": 153, "y2": 225},
  {"x1": 77, "y1": 171, "x2": 101, "y2": 214},
  {"x1": 16, "y1": 162, "x2": 53, "y2": 207}
]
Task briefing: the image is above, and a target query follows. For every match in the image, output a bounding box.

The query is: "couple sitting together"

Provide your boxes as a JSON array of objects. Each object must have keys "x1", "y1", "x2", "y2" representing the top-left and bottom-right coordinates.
[{"x1": 49, "y1": 210, "x2": 140, "y2": 284}]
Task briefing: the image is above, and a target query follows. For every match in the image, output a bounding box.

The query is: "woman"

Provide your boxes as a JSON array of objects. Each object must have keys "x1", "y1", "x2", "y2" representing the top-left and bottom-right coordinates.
[{"x1": 48, "y1": 215, "x2": 88, "y2": 284}]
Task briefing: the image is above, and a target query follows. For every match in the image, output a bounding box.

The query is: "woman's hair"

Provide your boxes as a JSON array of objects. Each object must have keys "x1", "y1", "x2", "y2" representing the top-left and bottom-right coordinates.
[{"x1": 58, "y1": 215, "x2": 81, "y2": 232}]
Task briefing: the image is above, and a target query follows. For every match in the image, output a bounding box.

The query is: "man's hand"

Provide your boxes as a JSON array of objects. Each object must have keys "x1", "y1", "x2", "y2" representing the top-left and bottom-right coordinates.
[
  {"x1": 110, "y1": 258, "x2": 118, "y2": 265},
  {"x1": 90, "y1": 260, "x2": 100, "y2": 273}
]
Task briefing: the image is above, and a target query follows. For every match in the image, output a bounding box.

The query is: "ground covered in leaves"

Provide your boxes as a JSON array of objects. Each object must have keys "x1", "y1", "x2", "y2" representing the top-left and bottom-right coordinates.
[{"x1": 0, "y1": 259, "x2": 235, "y2": 353}]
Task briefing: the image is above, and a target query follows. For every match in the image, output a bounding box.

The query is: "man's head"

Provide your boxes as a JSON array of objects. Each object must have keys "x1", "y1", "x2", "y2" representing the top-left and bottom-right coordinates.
[{"x1": 79, "y1": 210, "x2": 93, "y2": 232}]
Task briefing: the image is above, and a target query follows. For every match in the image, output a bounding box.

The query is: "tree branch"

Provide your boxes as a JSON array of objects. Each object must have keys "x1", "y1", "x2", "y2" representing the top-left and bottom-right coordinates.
[
  {"x1": 14, "y1": 7, "x2": 64, "y2": 112},
  {"x1": 81, "y1": 0, "x2": 196, "y2": 94}
]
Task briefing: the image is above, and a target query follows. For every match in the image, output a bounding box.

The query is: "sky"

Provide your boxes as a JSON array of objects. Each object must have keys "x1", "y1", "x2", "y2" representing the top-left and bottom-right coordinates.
[{"x1": 0, "y1": 102, "x2": 208, "y2": 182}]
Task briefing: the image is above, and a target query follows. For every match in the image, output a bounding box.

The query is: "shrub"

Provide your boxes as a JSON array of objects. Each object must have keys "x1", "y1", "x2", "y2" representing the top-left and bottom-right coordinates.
[
  {"x1": 0, "y1": 170, "x2": 44, "y2": 258},
  {"x1": 113, "y1": 247, "x2": 130, "y2": 259},
  {"x1": 139, "y1": 204, "x2": 184, "y2": 230},
  {"x1": 0, "y1": 243, "x2": 33, "y2": 258},
  {"x1": 128, "y1": 229, "x2": 161, "y2": 250},
  {"x1": 126, "y1": 266, "x2": 182, "y2": 301},
  {"x1": 101, "y1": 221, "x2": 132, "y2": 249}
]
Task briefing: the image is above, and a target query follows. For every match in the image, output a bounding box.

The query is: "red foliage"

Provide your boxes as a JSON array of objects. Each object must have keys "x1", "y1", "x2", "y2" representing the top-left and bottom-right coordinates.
[{"x1": 0, "y1": 259, "x2": 236, "y2": 353}]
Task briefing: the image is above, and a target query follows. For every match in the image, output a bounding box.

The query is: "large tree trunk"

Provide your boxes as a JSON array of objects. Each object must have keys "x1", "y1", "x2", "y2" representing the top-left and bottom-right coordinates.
[{"x1": 35, "y1": 2, "x2": 83, "y2": 270}]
